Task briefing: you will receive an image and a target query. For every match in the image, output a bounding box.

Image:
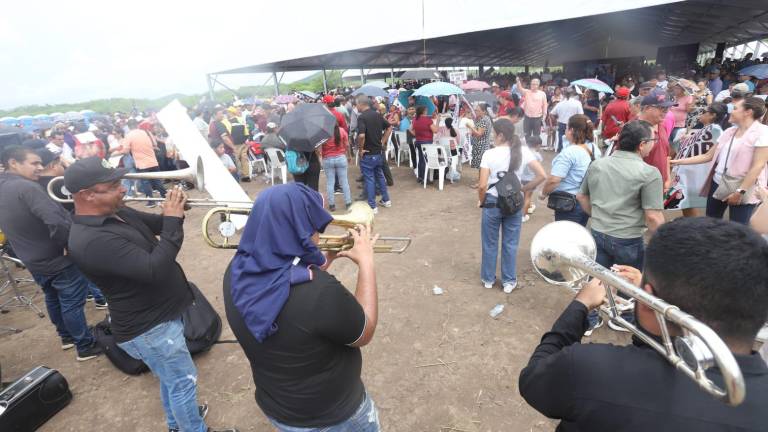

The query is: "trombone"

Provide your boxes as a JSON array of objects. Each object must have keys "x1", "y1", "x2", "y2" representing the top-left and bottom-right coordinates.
[
  {"x1": 46, "y1": 157, "x2": 254, "y2": 207},
  {"x1": 530, "y1": 221, "x2": 745, "y2": 406},
  {"x1": 202, "y1": 202, "x2": 411, "y2": 253}
]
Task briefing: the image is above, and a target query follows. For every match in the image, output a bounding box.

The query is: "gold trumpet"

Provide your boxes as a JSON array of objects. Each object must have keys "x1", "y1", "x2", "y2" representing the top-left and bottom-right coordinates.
[
  {"x1": 46, "y1": 157, "x2": 254, "y2": 207},
  {"x1": 202, "y1": 202, "x2": 411, "y2": 253}
]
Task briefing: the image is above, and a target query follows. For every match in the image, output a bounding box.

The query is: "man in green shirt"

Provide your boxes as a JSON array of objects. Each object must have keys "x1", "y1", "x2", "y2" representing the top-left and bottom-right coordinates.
[{"x1": 577, "y1": 120, "x2": 665, "y2": 334}]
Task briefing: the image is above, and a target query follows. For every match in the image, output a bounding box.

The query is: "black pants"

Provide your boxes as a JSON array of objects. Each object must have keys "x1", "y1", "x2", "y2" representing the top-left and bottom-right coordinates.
[
  {"x1": 293, "y1": 153, "x2": 321, "y2": 192},
  {"x1": 407, "y1": 131, "x2": 418, "y2": 169},
  {"x1": 523, "y1": 115, "x2": 543, "y2": 138}
]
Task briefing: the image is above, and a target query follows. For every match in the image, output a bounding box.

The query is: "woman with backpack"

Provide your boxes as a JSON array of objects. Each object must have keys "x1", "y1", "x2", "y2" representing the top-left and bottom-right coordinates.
[
  {"x1": 477, "y1": 118, "x2": 546, "y2": 293},
  {"x1": 288, "y1": 138, "x2": 322, "y2": 192}
]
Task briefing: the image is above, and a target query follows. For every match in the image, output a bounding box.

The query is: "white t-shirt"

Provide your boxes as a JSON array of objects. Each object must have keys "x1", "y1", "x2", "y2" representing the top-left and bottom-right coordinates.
[
  {"x1": 714, "y1": 89, "x2": 730, "y2": 102},
  {"x1": 480, "y1": 145, "x2": 536, "y2": 197},
  {"x1": 550, "y1": 97, "x2": 583, "y2": 125},
  {"x1": 220, "y1": 153, "x2": 236, "y2": 171}
]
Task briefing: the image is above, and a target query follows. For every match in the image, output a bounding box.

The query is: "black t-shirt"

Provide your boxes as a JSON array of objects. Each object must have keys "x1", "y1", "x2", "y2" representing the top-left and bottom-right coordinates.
[
  {"x1": 223, "y1": 265, "x2": 366, "y2": 427},
  {"x1": 356, "y1": 108, "x2": 390, "y2": 154}
]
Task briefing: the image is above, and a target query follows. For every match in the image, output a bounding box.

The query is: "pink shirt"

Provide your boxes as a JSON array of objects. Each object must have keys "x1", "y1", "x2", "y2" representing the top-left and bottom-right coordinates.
[
  {"x1": 670, "y1": 95, "x2": 693, "y2": 128},
  {"x1": 708, "y1": 121, "x2": 768, "y2": 204},
  {"x1": 663, "y1": 111, "x2": 675, "y2": 139},
  {"x1": 124, "y1": 129, "x2": 158, "y2": 169},
  {"x1": 521, "y1": 89, "x2": 547, "y2": 118}
]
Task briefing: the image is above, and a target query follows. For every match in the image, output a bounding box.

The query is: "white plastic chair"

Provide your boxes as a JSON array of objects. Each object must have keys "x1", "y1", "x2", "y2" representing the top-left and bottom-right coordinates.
[
  {"x1": 422, "y1": 144, "x2": 448, "y2": 190},
  {"x1": 264, "y1": 148, "x2": 287, "y2": 185},
  {"x1": 437, "y1": 137, "x2": 459, "y2": 182},
  {"x1": 247, "y1": 147, "x2": 267, "y2": 179},
  {"x1": 393, "y1": 131, "x2": 409, "y2": 167},
  {"x1": 385, "y1": 131, "x2": 397, "y2": 162}
]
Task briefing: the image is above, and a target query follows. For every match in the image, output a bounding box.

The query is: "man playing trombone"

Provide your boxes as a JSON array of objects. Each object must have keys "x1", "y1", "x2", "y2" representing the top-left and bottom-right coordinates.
[
  {"x1": 519, "y1": 217, "x2": 768, "y2": 431},
  {"x1": 64, "y1": 157, "x2": 237, "y2": 432}
]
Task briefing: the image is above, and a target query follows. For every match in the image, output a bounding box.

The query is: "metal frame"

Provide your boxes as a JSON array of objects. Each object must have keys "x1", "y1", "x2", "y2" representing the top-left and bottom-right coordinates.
[{"x1": 0, "y1": 252, "x2": 44, "y2": 333}]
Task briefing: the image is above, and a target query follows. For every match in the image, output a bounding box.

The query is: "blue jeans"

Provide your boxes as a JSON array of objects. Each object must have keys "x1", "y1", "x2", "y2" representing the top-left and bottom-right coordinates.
[
  {"x1": 554, "y1": 200, "x2": 589, "y2": 226},
  {"x1": 481, "y1": 198, "x2": 523, "y2": 285},
  {"x1": 31, "y1": 264, "x2": 94, "y2": 351},
  {"x1": 588, "y1": 230, "x2": 644, "y2": 326},
  {"x1": 136, "y1": 166, "x2": 167, "y2": 199},
  {"x1": 269, "y1": 393, "x2": 380, "y2": 432},
  {"x1": 705, "y1": 179, "x2": 756, "y2": 224},
  {"x1": 557, "y1": 123, "x2": 567, "y2": 152},
  {"x1": 121, "y1": 154, "x2": 137, "y2": 196},
  {"x1": 118, "y1": 319, "x2": 206, "y2": 432},
  {"x1": 86, "y1": 280, "x2": 106, "y2": 302},
  {"x1": 323, "y1": 155, "x2": 352, "y2": 206},
  {"x1": 360, "y1": 154, "x2": 390, "y2": 209}
]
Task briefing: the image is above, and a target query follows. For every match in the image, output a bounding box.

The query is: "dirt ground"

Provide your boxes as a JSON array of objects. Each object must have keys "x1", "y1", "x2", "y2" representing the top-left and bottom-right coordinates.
[{"x1": 0, "y1": 153, "x2": 631, "y2": 432}]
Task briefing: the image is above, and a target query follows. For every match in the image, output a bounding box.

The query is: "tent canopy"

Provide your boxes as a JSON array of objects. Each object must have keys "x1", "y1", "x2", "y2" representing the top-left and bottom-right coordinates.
[{"x1": 215, "y1": 0, "x2": 768, "y2": 75}]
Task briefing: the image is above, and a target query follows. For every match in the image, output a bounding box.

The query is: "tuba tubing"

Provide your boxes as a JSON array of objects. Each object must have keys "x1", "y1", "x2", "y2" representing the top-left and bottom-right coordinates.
[{"x1": 531, "y1": 221, "x2": 745, "y2": 406}]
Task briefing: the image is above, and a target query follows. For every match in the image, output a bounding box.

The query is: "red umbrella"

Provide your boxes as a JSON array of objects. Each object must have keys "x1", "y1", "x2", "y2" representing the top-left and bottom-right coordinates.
[{"x1": 460, "y1": 80, "x2": 490, "y2": 91}]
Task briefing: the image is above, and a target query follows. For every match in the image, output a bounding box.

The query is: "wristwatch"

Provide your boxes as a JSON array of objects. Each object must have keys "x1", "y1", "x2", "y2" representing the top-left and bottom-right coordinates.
[{"x1": 736, "y1": 188, "x2": 747, "y2": 195}]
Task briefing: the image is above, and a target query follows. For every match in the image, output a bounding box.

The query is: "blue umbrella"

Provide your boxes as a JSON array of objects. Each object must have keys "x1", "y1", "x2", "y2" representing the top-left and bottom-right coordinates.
[
  {"x1": 739, "y1": 64, "x2": 768, "y2": 80},
  {"x1": 397, "y1": 90, "x2": 436, "y2": 115},
  {"x1": 571, "y1": 78, "x2": 614, "y2": 94},
  {"x1": 351, "y1": 85, "x2": 389, "y2": 98},
  {"x1": 412, "y1": 82, "x2": 464, "y2": 97}
]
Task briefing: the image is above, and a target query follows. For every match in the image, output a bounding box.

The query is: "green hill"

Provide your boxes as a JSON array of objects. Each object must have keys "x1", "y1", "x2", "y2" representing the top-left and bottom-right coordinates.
[{"x1": 0, "y1": 71, "x2": 348, "y2": 117}]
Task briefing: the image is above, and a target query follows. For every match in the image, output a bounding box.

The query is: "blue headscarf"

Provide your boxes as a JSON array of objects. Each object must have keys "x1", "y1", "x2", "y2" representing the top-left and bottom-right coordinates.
[{"x1": 229, "y1": 183, "x2": 333, "y2": 342}]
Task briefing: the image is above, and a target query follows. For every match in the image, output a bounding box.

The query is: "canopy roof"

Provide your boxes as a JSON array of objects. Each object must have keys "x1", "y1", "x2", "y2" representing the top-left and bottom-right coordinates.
[{"x1": 215, "y1": 0, "x2": 768, "y2": 74}]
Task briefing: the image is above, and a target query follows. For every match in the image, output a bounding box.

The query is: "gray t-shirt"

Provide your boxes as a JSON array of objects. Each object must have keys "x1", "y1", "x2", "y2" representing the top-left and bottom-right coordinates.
[{"x1": 580, "y1": 150, "x2": 663, "y2": 238}]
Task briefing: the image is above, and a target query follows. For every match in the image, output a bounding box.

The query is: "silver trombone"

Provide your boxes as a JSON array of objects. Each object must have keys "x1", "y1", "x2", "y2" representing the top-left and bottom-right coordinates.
[
  {"x1": 530, "y1": 221, "x2": 746, "y2": 406},
  {"x1": 46, "y1": 157, "x2": 253, "y2": 207}
]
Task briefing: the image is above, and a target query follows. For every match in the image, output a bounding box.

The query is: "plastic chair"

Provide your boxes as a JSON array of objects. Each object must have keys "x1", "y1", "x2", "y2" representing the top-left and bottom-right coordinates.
[
  {"x1": 263, "y1": 148, "x2": 287, "y2": 185},
  {"x1": 385, "y1": 132, "x2": 397, "y2": 162},
  {"x1": 437, "y1": 137, "x2": 459, "y2": 182},
  {"x1": 247, "y1": 148, "x2": 267, "y2": 179},
  {"x1": 393, "y1": 131, "x2": 409, "y2": 167},
  {"x1": 422, "y1": 144, "x2": 448, "y2": 190}
]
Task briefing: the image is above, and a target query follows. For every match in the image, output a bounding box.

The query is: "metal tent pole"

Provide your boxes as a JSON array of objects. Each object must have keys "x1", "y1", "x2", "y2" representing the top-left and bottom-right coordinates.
[
  {"x1": 272, "y1": 72, "x2": 280, "y2": 97},
  {"x1": 322, "y1": 69, "x2": 328, "y2": 93}
]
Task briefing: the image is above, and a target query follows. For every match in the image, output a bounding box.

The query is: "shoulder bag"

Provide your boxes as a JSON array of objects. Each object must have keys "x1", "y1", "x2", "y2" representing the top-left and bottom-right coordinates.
[
  {"x1": 712, "y1": 134, "x2": 754, "y2": 203},
  {"x1": 547, "y1": 143, "x2": 594, "y2": 212}
]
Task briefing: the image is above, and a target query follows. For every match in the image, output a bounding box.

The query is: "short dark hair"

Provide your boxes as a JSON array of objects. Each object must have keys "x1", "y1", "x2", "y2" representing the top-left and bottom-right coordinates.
[
  {"x1": 644, "y1": 217, "x2": 768, "y2": 343},
  {"x1": 1, "y1": 145, "x2": 36, "y2": 167},
  {"x1": 617, "y1": 120, "x2": 652, "y2": 152}
]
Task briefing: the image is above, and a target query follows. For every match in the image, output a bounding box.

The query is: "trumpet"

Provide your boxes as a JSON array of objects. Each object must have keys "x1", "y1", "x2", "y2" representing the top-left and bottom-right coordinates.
[
  {"x1": 46, "y1": 157, "x2": 253, "y2": 207},
  {"x1": 202, "y1": 202, "x2": 411, "y2": 253},
  {"x1": 530, "y1": 221, "x2": 745, "y2": 406}
]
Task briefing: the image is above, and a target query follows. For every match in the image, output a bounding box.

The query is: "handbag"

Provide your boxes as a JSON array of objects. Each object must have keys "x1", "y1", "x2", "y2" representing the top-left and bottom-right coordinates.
[
  {"x1": 546, "y1": 143, "x2": 594, "y2": 213},
  {"x1": 712, "y1": 134, "x2": 753, "y2": 203}
]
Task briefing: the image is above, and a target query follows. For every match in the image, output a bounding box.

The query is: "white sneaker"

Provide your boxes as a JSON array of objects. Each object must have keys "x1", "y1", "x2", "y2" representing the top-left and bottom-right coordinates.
[
  {"x1": 482, "y1": 281, "x2": 494, "y2": 289},
  {"x1": 503, "y1": 281, "x2": 517, "y2": 293},
  {"x1": 372, "y1": 207, "x2": 379, "y2": 215},
  {"x1": 378, "y1": 200, "x2": 392, "y2": 208},
  {"x1": 521, "y1": 214, "x2": 530, "y2": 223},
  {"x1": 527, "y1": 204, "x2": 536, "y2": 214}
]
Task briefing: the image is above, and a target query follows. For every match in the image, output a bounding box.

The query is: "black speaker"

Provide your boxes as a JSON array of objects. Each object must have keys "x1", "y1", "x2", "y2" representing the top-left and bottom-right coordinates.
[{"x1": 0, "y1": 366, "x2": 72, "y2": 431}]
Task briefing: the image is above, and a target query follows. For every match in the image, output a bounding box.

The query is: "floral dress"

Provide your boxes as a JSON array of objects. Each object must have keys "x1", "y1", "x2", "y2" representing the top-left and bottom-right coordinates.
[
  {"x1": 470, "y1": 115, "x2": 492, "y2": 169},
  {"x1": 686, "y1": 90, "x2": 711, "y2": 129}
]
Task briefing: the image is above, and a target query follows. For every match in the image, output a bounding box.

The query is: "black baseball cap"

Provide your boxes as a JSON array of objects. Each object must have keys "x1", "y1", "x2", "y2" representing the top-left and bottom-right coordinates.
[
  {"x1": 64, "y1": 157, "x2": 127, "y2": 193},
  {"x1": 35, "y1": 148, "x2": 59, "y2": 167},
  {"x1": 640, "y1": 89, "x2": 677, "y2": 108}
]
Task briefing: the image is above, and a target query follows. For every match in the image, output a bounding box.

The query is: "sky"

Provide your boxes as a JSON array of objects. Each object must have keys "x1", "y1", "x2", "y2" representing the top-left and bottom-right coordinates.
[{"x1": 0, "y1": 0, "x2": 676, "y2": 110}]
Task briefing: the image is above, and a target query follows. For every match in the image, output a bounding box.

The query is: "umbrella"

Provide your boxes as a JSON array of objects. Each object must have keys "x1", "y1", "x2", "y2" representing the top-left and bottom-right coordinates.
[
  {"x1": 464, "y1": 91, "x2": 496, "y2": 106},
  {"x1": 412, "y1": 82, "x2": 465, "y2": 97},
  {"x1": 351, "y1": 85, "x2": 389, "y2": 98},
  {"x1": 0, "y1": 126, "x2": 26, "y2": 150},
  {"x1": 668, "y1": 77, "x2": 699, "y2": 95},
  {"x1": 571, "y1": 78, "x2": 614, "y2": 94},
  {"x1": 460, "y1": 80, "x2": 490, "y2": 91},
  {"x1": 278, "y1": 103, "x2": 336, "y2": 152},
  {"x1": 738, "y1": 64, "x2": 768, "y2": 80},
  {"x1": 274, "y1": 95, "x2": 298, "y2": 104},
  {"x1": 365, "y1": 81, "x2": 390, "y2": 89},
  {"x1": 298, "y1": 90, "x2": 319, "y2": 100},
  {"x1": 397, "y1": 90, "x2": 437, "y2": 115},
  {"x1": 400, "y1": 69, "x2": 442, "y2": 81},
  {"x1": 30, "y1": 120, "x2": 54, "y2": 130}
]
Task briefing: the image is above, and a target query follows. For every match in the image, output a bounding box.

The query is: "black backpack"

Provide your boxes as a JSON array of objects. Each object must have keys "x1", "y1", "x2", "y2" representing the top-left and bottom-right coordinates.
[
  {"x1": 93, "y1": 283, "x2": 222, "y2": 375},
  {"x1": 490, "y1": 146, "x2": 524, "y2": 216}
]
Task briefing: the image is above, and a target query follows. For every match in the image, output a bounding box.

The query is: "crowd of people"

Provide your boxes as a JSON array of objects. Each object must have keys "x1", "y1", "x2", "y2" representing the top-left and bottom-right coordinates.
[{"x1": 0, "y1": 51, "x2": 767, "y2": 432}]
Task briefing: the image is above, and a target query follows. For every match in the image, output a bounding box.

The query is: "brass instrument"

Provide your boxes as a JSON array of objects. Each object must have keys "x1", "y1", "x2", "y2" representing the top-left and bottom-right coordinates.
[
  {"x1": 46, "y1": 157, "x2": 253, "y2": 207},
  {"x1": 202, "y1": 202, "x2": 411, "y2": 253},
  {"x1": 530, "y1": 221, "x2": 746, "y2": 406}
]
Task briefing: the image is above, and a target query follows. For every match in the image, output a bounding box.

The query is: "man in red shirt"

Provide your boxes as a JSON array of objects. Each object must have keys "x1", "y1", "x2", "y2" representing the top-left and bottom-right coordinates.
[
  {"x1": 323, "y1": 95, "x2": 348, "y2": 132},
  {"x1": 638, "y1": 89, "x2": 675, "y2": 188},
  {"x1": 601, "y1": 87, "x2": 632, "y2": 140}
]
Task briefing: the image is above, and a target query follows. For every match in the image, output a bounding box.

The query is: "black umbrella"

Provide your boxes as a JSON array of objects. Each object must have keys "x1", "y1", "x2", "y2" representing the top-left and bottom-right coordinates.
[
  {"x1": 400, "y1": 69, "x2": 443, "y2": 81},
  {"x1": 464, "y1": 91, "x2": 496, "y2": 106},
  {"x1": 0, "y1": 126, "x2": 27, "y2": 150},
  {"x1": 278, "y1": 104, "x2": 336, "y2": 152}
]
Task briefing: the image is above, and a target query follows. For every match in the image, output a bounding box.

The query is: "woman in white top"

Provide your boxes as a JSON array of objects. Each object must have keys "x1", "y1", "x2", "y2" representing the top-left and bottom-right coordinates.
[{"x1": 477, "y1": 118, "x2": 547, "y2": 293}]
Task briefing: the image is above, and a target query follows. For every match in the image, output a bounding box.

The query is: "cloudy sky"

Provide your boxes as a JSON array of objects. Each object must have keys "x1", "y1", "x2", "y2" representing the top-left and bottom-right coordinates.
[{"x1": 0, "y1": 0, "x2": 675, "y2": 110}]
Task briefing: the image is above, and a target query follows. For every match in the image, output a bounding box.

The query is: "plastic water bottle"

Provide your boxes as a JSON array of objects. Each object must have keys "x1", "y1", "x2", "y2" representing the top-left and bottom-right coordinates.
[{"x1": 489, "y1": 304, "x2": 504, "y2": 318}]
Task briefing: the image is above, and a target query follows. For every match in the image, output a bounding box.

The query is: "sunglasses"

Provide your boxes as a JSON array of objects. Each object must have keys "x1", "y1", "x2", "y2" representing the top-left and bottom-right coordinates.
[{"x1": 643, "y1": 137, "x2": 659, "y2": 143}]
